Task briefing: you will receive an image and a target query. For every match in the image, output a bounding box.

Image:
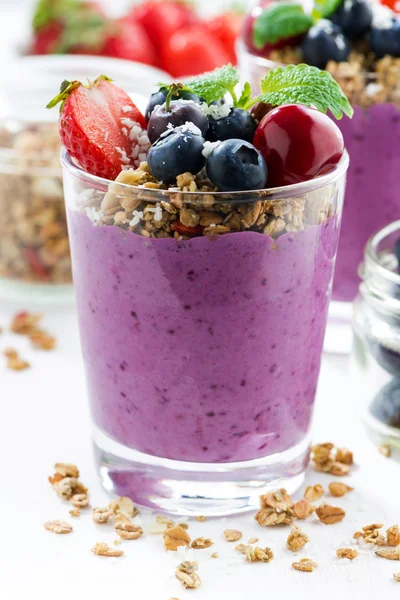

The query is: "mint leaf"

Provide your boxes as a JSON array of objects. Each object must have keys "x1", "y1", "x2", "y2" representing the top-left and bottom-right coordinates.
[
  {"x1": 235, "y1": 82, "x2": 252, "y2": 109},
  {"x1": 258, "y1": 64, "x2": 353, "y2": 119},
  {"x1": 187, "y1": 65, "x2": 240, "y2": 104},
  {"x1": 312, "y1": 0, "x2": 343, "y2": 19},
  {"x1": 253, "y1": 3, "x2": 313, "y2": 49}
]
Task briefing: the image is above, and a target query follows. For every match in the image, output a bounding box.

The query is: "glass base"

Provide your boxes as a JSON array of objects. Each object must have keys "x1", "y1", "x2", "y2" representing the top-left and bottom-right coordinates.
[
  {"x1": 324, "y1": 300, "x2": 354, "y2": 355},
  {"x1": 93, "y1": 426, "x2": 309, "y2": 516},
  {"x1": 0, "y1": 277, "x2": 74, "y2": 305}
]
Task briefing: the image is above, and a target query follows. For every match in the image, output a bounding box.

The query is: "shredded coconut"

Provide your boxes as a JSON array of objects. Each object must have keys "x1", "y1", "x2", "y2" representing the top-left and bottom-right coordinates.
[
  {"x1": 122, "y1": 127, "x2": 128, "y2": 137},
  {"x1": 85, "y1": 206, "x2": 104, "y2": 224},
  {"x1": 365, "y1": 82, "x2": 384, "y2": 97},
  {"x1": 202, "y1": 141, "x2": 221, "y2": 158},
  {"x1": 129, "y1": 211, "x2": 144, "y2": 227},
  {"x1": 122, "y1": 105, "x2": 133, "y2": 113},
  {"x1": 154, "y1": 204, "x2": 163, "y2": 222},
  {"x1": 200, "y1": 101, "x2": 232, "y2": 120},
  {"x1": 116, "y1": 147, "x2": 130, "y2": 165}
]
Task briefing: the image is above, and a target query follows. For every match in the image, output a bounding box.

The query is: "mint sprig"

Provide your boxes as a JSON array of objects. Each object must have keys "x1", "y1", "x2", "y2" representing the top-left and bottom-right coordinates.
[
  {"x1": 312, "y1": 0, "x2": 343, "y2": 19},
  {"x1": 187, "y1": 65, "x2": 240, "y2": 104},
  {"x1": 258, "y1": 64, "x2": 353, "y2": 119},
  {"x1": 253, "y1": 3, "x2": 313, "y2": 49}
]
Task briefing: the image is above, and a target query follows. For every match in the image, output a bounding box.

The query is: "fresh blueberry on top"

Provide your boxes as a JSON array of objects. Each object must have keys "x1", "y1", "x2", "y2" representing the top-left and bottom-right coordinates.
[
  {"x1": 147, "y1": 124, "x2": 206, "y2": 183},
  {"x1": 370, "y1": 378, "x2": 400, "y2": 428},
  {"x1": 147, "y1": 99, "x2": 209, "y2": 144},
  {"x1": 207, "y1": 108, "x2": 257, "y2": 144},
  {"x1": 370, "y1": 16, "x2": 400, "y2": 58},
  {"x1": 331, "y1": 0, "x2": 373, "y2": 40},
  {"x1": 301, "y1": 19, "x2": 350, "y2": 69},
  {"x1": 206, "y1": 139, "x2": 268, "y2": 192},
  {"x1": 145, "y1": 89, "x2": 202, "y2": 121}
]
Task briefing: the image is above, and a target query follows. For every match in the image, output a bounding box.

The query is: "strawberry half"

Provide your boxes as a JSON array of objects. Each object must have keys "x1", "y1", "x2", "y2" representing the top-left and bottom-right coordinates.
[{"x1": 47, "y1": 76, "x2": 148, "y2": 180}]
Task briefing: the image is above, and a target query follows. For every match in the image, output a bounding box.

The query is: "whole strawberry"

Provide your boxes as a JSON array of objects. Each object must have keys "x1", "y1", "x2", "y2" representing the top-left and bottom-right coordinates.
[{"x1": 47, "y1": 76, "x2": 148, "y2": 180}]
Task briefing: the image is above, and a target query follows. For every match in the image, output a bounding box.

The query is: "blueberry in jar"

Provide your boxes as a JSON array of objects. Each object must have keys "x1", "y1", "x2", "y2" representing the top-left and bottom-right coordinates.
[
  {"x1": 148, "y1": 124, "x2": 206, "y2": 183},
  {"x1": 145, "y1": 88, "x2": 203, "y2": 121},
  {"x1": 370, "y1": 16, "x2": 400, "y2": 59},
  {"x1": 370, "y1": 378, "x2": 400, "y2": 429},
  {"x1": 301, "y1": 20, "x2": 350, "y2": 69},
  {"x1": 206, "y1": 139, "x2": 268, "y2": 192},
  {"x1": 207, "y1": 108, "x2": 257, "y2": 144},
  {"x1": 147, "y1": 99, "x2": 209, "y2": 144},
  {"x1": 369, "y1": 338, "x2": 400, "y2": 378},
  {"x1": 331, "y1": 0, "x2": 373, "y2": 40}
]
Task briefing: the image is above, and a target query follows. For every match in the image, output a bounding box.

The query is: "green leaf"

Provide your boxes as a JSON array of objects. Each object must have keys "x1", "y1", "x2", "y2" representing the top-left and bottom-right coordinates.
[
  {"x1": 253, "y1": 3, "x2": 313, "y2": 49},
  {"x1": 312, "y1": 0, "x2": 343, "y2": 20},
  {"x1": 258, "y1": 64, "x2": 353, "y2": 119},
  {"x1": 32, "y1": 0, "x2": 80, "y2": 30},
  {"x1": 235, "y1": 82, "x2": 253, "y2": 109},
  {"x1": 187, "y1": 65, "x2": 240, "y2": 104}
]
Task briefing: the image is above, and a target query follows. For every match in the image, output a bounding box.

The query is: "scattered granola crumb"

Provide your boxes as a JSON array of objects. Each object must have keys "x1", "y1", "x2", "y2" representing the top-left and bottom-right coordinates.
[
  {"x1": 10, "y1": 311, "x2": 42, "y2": 334},
  {"x1": 4, "y1": 348, "x2": 30, "y2": 371},
  {"x1": 71, "y1": 493, "x2": 89, "y2": 508},
  {"x1": 51, "y1": 476, "x2": 87, "y2": 501},
  {"x1": 248, "y1": 537, "x2": 259, "y2": 544},
  {"x1": 195, "y1": 516, "x2": 207, "y2": 522},
  {"x1": 286, "y1": 527, "x2": 309, "y2": 552},
  {"x1": 164, "y1": 525, "x2": 191, "y2": 551},
  {"x1": 387, "y1": 525, "x2": 400, "y2": 547},
  {"x1": 336, "y1": 548, "x2": 358, "y2": 560},
  {"x1": 224, "y1": 529, "x2": 242, "y2": 542},
  {"x1": 354, "y1": 523, "x2": 386, "y2": 545},
  {"x1": 379, "y1": 444, "x2": 392, "y2": 458},
  {"x1": 92, "y1": 507, "x2": 114, "y2": 524},
  {"x1": 109, "y1": 496, "x2": 138, "y2": 518},
  {"x1": 256, "y1": 488, "x2": 295, "y2": 526},
  {"x1": 115, "y1": 517, "x2": 143, "y2": 540},
  {"x1": 293, "y1": 499, "x2": 314, "y2": 520},
  {"x1": 244, "y1": 546, "x2": 274, "y2": 563},
  {"x1": 376, "y1": 548, "x2": 400, "y2": 561},
  {"x1": 393, "y1": 573, "x2": 400, "y2": 582},
  {"x1": 328, "y1": 482, "x2": 353, "y2": 498},
  {"x1": 191, "y1": 537, "x2": 213, "y2": 549},
  {"x1": 329, "y1": 462, "x2": 350, "y2": 476},
  {"x1": 311, "y1": 443, "x2": 353, "y2": 475},
  {"x1": 29, "y1": 329, "x2": 56, "y2": 351},
  {"x1": 175, "y1": 561, "x2": 201, "y2": 589},
  {"x1": 211, "y1": 552, "x2": 219, "y2": 559},
  {"x1": 178, "y1": 523, "x2": 189, "y2": 530},
  {"x1": 292, "y1": 558, "x2": 318, "y2": 572},
  {"x1": 336, "y1": 448, "x2": 353, "y2": 465},
  {"x1": 54, "y1": 463, "x2": 79, "y2": 478},
  {"x1": 91, "y1": 542, "x2": 124, "y2": 557},
  {"x1": 304, "y1": 484, "x2": 324, "y2": 502},
  {"x1": 156, "y1": 515, "x2": 175, "y2": 528},
  {"x1": 44, "y1": 520, "x2": 72, "y2": 534},
  {"x1": 316, "y1": 504, "x2": 346, "y2": 525},
  {"x1": 69, "y1": 508, "x2": 80, "y2": 518}
]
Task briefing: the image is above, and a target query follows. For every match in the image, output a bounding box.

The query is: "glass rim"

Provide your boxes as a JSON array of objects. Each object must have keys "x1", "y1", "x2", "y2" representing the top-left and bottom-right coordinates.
[
  {"x1": 363, "y1": 220, "x2": 400, "y2": 286},
  {"x1": 61, "y1": 147, "x2": 349, "y2": 200}
]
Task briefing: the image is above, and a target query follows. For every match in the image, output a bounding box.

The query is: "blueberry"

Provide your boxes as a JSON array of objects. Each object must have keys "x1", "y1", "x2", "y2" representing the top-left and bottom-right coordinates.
[
  {"x1": 147, "y1": 125, "x2": 206, "y2": 183},
  {"x1": 331, "y1": 0, "x2": 373, "y2": 40},
  {"x1": 301, "y1": 19, "x2": 350, "y2": 69},
  {"x1": 147, "y1": 100, "x2": 209, "y2": 144},
  {"x1": 145, "y1": 89, "x2": 202, "y2": 121},
  {"x1": 206, "y1": 139, "x2": 268, "y2": 192},
  {"x1": 370, "y1": 378, "x2": 400, "y2": 428},
  {"x1": 369, "y1": 339, "x2": 400, "y2": 377},
  {"x1": 370, "y1": 17, "x2": 400, "y2": 58},
  {"x1": 207, "y1": 108, "x2": 257, "y2": 144}
]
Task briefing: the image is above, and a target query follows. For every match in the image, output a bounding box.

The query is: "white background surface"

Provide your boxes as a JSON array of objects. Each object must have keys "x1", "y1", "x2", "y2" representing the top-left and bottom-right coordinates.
[{"x1": 0, "y1": 0, "x2": 399, "y2": 598}]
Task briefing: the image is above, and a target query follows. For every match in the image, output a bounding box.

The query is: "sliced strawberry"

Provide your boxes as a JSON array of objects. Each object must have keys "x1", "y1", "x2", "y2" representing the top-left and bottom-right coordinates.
[
  {"x1": 47, "y1": 76, "x2": 147, "y2": 180},
  {"x1": 170, "y1": 221, "x2": 204, "y2": 236}
]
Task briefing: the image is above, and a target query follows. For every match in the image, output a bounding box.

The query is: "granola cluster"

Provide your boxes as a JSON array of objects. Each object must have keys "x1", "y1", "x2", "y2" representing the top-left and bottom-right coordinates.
[
  {"x1": 269, "y1": 49, "x2": 400, "y2": 108},
  {"x1": 0, "y1": 122, "x2": 72, "y2": 284},
  {"x1": 78, "y1": 161, "x2": 335, "y2": 241},
  {"x1": 311, "y1": 442, "x2": 354, "y2": 476},
  {"x1": 1, "y1": 311, "x2": 56, "y2": 371}
]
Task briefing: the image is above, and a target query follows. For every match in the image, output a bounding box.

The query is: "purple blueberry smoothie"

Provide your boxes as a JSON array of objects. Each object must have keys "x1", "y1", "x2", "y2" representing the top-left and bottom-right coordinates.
[
  {"x1": 332, "y1": 104, "x2": 400, "y2": 302},
  {"x1": 68, "y1": 209, "x2": 340, "y2": 463}
]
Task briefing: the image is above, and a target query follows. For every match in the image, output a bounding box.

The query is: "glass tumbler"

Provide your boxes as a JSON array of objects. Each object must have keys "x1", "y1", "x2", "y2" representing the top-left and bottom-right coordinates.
[
  {"x1": 62, "y1": 148, "x2": 348, "y2": 515},
  {"x1": 353, "y1": 220, "x2": 400, "y2": 455},
  {"x1": 237, "y1": 39, "x2": 400, "y2": 353}
]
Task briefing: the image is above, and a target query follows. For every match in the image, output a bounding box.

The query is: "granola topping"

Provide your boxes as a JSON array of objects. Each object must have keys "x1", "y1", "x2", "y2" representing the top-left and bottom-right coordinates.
[
  {"x1": 224, "y1": 529, "x2": 242, "y2": 542},
  {"x1": 328, "y1": 482, "x2": 353, "y2": 498},
  {"x1": 44, "y1": 520, "x2": 73, "y2": 534},
  {"x1": 115, "y1": 518, "x2": 143, "y2": 541},
  {"x1": 293, "y1": 499, "x2": 315, "y2": 520},
  {"x1": 376, "y1": 548, "x2": 400, "y2": 561},
  {"x1": 304, "y1": 484, "x2": 324, "y2": 502},
  {"x1": 286, "y1": 527, "x2": 309, "y2": 552},
  {"x1": 92, "y1": 507, "x2": 114, "y2": 524},
  {"x1": 387, "y1": 525, "x2": 400, "y2": 547},
  {"x1": 292, "y1": 558, "x2": 317, "y2": 572},
  {"x1": 4, "y1": 348, "x2": 30, "y2": 371},
  {"x1": 255, "y1": 488, "x2": 295, "y2": 527},
  {"x1": 164, "y1": 525, "x2": 191, "y2": 551},
  {"x1": 311, "y1": 443, "x2": 353, "y2": 476},
  {"x1": 91, "y1": 542, "x2": 124, "y2": 557},
  {"x1": 336, "y1": 548, "x2": 358, "y2": 560},
  {"x1": 71, "y1": 493, "x2": 89, "y2": 509},
  {"x1": 191, "y1": 537, "x2": 213, "y2": 549}
]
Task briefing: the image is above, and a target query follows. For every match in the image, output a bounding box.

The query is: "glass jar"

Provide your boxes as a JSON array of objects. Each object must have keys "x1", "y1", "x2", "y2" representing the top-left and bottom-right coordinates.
[
  {"x1": 237, "y1": 15, "x2": 400, "y2": 353},
  {"x1": 62, "y1": 147, "x2": 348, "y2": 515},
  {"x1": 0, "y1": 55, "x2": 169, "y2": 303},
  {"x1": 352, "y1": 220, "x2": 400, "y2": 454}
]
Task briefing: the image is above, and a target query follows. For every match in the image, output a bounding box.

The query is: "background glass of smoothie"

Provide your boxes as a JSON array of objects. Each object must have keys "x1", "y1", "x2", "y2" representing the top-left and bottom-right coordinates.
[
  {"x1": 62, "y1": 148, "x2": 348, "y2": 515},
  {"x1": 238, "y1": 35, "x2": 400, "y2": 353}
]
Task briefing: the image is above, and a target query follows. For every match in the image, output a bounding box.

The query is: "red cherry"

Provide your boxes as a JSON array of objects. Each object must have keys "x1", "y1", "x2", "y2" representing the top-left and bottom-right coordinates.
[{"x1": 253, "y1": 104, "x2": 344, "y2": 187}]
